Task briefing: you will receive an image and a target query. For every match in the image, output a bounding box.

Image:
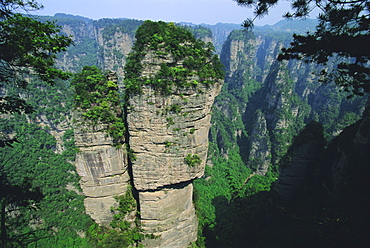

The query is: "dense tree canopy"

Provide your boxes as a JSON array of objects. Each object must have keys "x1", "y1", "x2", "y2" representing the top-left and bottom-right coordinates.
[
  {"x1": 124, "y1": 20, "x2": 224, "y2": 95},
  {"x1": 235, "y1": 0, "x2": 370, "y2": 97},
  {"x1": 71, "y1": 66, "x2": 125, "y2": 145}
]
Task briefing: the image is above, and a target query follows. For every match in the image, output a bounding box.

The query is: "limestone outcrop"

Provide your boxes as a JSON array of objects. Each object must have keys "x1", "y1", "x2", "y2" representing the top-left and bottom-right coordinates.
[
  {"x1": 247, "y1": 110, "x2": 271, "y2": 175},
  {"x1": 70, "y1": 20, "x2": 222, "y2": 247},
  {"x1": 126, "y1": 81, "x2": 221, "y2": 246}
]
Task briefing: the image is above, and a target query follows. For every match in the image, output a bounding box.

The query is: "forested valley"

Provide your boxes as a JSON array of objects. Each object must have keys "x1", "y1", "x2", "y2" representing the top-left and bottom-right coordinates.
[{"x1": 1, "y1": 3, "x2": 369, "y2": 248}]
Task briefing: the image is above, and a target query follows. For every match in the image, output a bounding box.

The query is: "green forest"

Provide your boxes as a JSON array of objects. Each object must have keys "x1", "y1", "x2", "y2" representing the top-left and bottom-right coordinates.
[{"x1": 1, "y1": 0, "x2": 369, "y2": 247}]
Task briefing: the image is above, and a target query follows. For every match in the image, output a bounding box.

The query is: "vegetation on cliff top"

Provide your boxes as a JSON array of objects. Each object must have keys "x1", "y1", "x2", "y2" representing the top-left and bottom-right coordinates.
[
  {"x1": 124, "y1": 20, "x2": 224, "y2": 95},
  {"x1": 71, "y1": 66, "x2": 125, "y2": 145}
]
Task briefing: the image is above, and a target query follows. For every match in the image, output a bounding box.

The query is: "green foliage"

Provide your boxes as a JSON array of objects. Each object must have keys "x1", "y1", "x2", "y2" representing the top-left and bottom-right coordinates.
[
  {"x1": 126, "y1": 145, "x2": 137, "y2": 161},
  {"x1": 87, "y1": 189, "x2": 154, "y2": 248},
  {"x1": 193, "y1": 147, "x2": 252, "y2": 240},
  {"x1": 228, "y1": 29, "x2": 254, "y2": 41},
  {"x1": 34, "y1": 14, "x2": 101, "y2": 72},
  {"x1": 124, "y1": 20, "x2": 224, "y2": 95},
  {"x1": 64, "y1": 37, "x2": 99, "y2": 70},
  {"x1": 0, "y1": 120, "x2": 92, "y2": 248},
  {"x1": 0, "y1": 14, "x2": 72, "y2": 84},
  {"x1": 166, "y1": 117, "x2": 175, "y2": 126},
  {"x1": 182, "y1": 25, "x2": 213, "y2": 40},
  {"x1": 0, "y1": 3, "x2": 72, "y2": 121},
  {"x1": 169, "y1": 104, "x2": 182, "y2": 114},
  {"x1": 71, "y1": 66, "x2": 125, "y2": 144},
  {"x1": 0, "y1": 3, "x2": 91, "y2": 246},
  {"x1": 185, "y1": 154, "x2": 201, "y2": 167}
]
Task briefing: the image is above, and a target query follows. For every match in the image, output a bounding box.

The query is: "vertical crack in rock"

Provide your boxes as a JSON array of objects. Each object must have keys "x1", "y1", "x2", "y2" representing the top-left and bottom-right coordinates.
[
  {"x1": 72, "y1": 71, "x2": 130, "y2": 226},
  {"x1": 73, "y1": 116, "x2": 130, "y2": 225},
  {"x1": 127, "y1": 83, "x2": 221, "y2": 247}
]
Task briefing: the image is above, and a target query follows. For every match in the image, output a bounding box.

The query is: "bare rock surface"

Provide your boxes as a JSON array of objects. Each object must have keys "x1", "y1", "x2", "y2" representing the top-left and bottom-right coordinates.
[
  {"x1": 128, "y1": 83, "x2": 221, "y2": 191},
  {"x1": 126, "y1": 43, "x2": 222, "y2": 247},
  {"x1": 73, "y1": 114, "x2": 130, "y2": 225},
  {"x1": 140, "y1": 182, "x2": 198, "y2": 248}
]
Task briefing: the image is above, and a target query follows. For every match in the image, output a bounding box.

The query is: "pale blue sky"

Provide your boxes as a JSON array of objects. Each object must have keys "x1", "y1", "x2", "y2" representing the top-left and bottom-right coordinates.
[{"x1": 31, "y1": 0, "x2": 303, "y2": 26}]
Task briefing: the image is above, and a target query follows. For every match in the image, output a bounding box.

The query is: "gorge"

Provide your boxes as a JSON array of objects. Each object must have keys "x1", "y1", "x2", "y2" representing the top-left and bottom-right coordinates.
[{"x1": 0, "y1": 13, "x2": 368, "y2": 248}]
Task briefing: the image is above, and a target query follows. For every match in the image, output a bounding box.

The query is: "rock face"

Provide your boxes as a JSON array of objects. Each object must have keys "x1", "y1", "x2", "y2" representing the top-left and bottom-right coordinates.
[
  {"x1": 127, "y1": 82, "x2": 221, "y2": 190},
  {"x1": 247, "y1": 110, "x2": 271, "y2": 175},
  {"x1": 126, "y1": 52, "x2": 222, "y2": 246},
  {"x1": 123, "y1": 21, "x2": 223, "y2": 247},
  {"x1": 73, "y1": 115, "x2": 130, "y2": 226},
  {"x1": 139, "y1": 182, "x2": 198, "y2": 248},
  {"x1": 274, "y1": 121, "x2": 325, "y2": 204},
  {"x1": 127, "y1": 84, "x2": 221, "y2": 246},
  {"x1": 95, "y1": 29, "x2": 136, "y2": 80}
]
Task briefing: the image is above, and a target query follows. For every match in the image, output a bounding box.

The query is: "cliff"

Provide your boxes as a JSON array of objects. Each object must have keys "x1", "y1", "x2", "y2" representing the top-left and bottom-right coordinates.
[
  {"x1": 320, "y1": 97, "x2": 370, "y2": 198},
  {"x1": 73, "y1": 115, "x2": 130, "y2": 225},
  {"x1": 4, "y1": 14, "x2": 369, "y2": 247},
  {"x1": 68, "y1": 20, "x2": 222, "y2": 247},
  {"x1": 72, "y1": 70, "x2": 130, "y2": 225},
  {"x1": 214, "y1": 28, "x2": 366, "y2": 177},
  {"x1": 125, "y1": 21, "x2": 223, "y2": 247}
]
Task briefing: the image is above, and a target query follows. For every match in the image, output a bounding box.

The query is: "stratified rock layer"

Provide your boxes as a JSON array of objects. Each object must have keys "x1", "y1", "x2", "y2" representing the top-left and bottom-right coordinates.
[
  {"x1": 73, "y1": 114, "x2": 130, "y2": 225},
  {"x1": 127, "y1": 83, "x2": 221, "y2": 190},
  {"x1": 126, "y1": 39, "x2": 222, "y2": 245},
  {"x1": 127, "y1": 82, "x2": 221, "y2": 247},
  {"x1": 140, "y1": 182, "x2": 198, "y2": 248}
]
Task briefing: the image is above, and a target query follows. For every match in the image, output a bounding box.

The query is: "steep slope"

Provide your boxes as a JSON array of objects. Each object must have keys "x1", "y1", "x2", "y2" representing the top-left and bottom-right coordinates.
[
  {"x1": 218, "y1": 29, "x2": 366, "y2": 175},
  {"x1": 193, "y1": 26, "x2": 368, "y2": 246}
]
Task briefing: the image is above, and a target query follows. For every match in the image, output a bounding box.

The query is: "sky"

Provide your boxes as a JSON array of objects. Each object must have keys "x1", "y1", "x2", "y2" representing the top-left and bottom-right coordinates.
[{"x1": 32, "y1": 0, "x2": 300, "y2": 26}]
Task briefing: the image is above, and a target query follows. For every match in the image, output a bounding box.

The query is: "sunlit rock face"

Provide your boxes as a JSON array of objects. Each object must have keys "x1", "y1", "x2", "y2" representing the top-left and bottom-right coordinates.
[
  {"x1": 73, "y1": 114, "x2": 130, "y2": 226},
  {"x1": 126, "y1": 47, "x2": 222, "y2": 247},
  {"x1": 124, "y1": 20, "x2": 223, "y2": 247},
  {"x1": 127, "y1": 83, "x2": 222, "y2": 191},
  {"x1": 139, "y1": 182, "x2": 198, "y2": 248}
]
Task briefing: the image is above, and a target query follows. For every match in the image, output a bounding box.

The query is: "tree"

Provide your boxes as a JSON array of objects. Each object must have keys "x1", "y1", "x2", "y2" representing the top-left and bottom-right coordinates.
[
  {"x1": 234, "y1": 0, "x2": 370, "y2": 97},
  {"x1": 0, "y1": 1, "x2": 72, "y2": 246},
  {"x1": 0, "y1": 0, "x2": 72, "y2": 146},
  {"x1": 71, "y1": 66, "x2": 125, "y2": 145},
  {"x1": 0, "y1": 0, "x2": 72, "y2": 116}
]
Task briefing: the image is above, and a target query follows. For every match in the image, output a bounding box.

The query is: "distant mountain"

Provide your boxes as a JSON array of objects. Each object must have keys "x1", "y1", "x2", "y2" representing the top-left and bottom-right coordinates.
[{"x1": 255, "y1": 18, "x2": 318, "y2": 33}]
